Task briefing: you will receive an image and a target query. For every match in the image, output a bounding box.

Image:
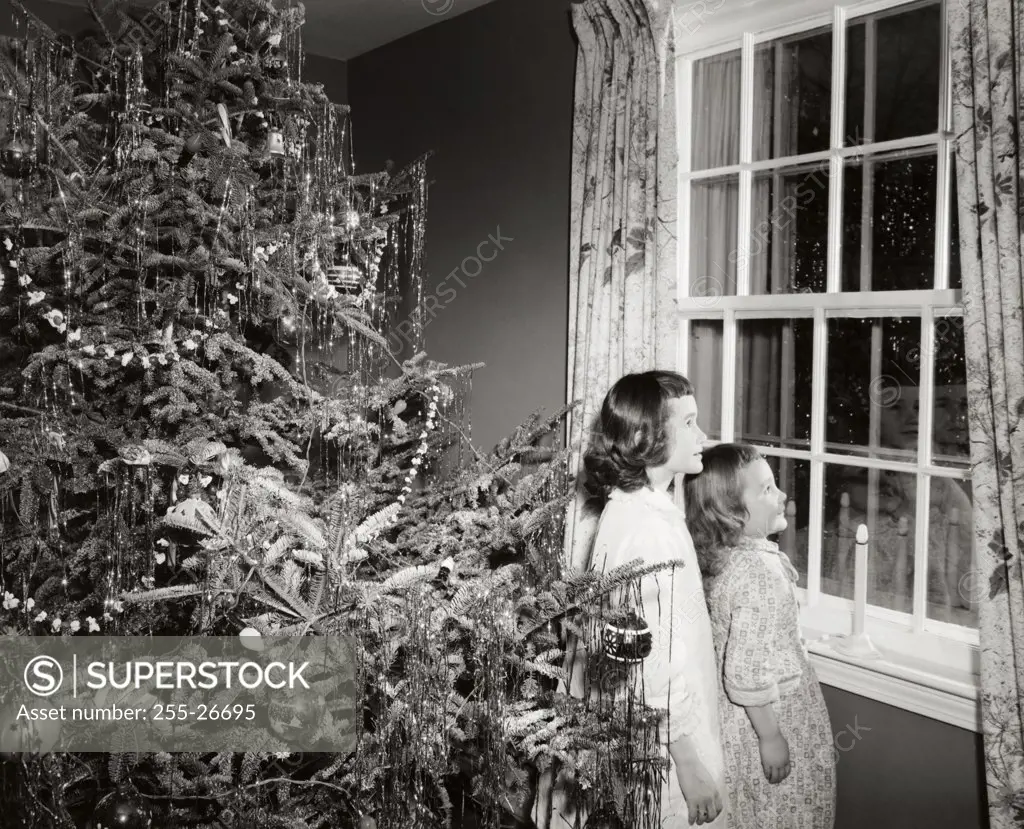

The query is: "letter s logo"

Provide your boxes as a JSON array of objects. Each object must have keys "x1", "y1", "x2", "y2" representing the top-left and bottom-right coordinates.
[{"x1": 24, "y1": 656, "x2": 63, "y2": 697}]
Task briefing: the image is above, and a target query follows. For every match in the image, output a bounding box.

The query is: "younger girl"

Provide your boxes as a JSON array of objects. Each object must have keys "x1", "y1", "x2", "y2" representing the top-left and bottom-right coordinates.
[{"x1": 684, "y1": 444, "x2": 835, "y2": 829}]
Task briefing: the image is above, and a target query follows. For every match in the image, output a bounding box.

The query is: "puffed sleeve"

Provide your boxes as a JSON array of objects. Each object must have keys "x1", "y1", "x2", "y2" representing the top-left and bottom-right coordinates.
[
  {"x1": 722, "y1": 554, "x2": 781, "y2": 707},
  {"x1": 596, "y1": 521, "x2": 706, "y2": 742}
]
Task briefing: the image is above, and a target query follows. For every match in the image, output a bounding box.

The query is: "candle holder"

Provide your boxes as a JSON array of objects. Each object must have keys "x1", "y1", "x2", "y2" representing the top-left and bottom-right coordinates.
[
  {"x1": 832, "y1": 632, "x2": 882, "y2": 659},
  {"x1": 832, "y1": 523, "x2": 882, "y2": 660}
]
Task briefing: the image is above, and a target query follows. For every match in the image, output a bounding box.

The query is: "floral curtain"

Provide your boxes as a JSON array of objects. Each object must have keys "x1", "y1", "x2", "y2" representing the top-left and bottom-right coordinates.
[
  {"x1": 564, "y1": 0, "x2": 678, "y2": 573},
  {"x1": 949, "y1": 0, "x2": 1024, "y2": 826}
]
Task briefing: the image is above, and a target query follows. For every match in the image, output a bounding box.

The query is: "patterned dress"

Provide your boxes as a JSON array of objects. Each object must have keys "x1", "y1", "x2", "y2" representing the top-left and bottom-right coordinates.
[
  {"x1": 706, "y1": 536, "x2": 835, "y2": 829},
  {"x1": 534, "y1": 486, "x2": 729, "y2": 829}
]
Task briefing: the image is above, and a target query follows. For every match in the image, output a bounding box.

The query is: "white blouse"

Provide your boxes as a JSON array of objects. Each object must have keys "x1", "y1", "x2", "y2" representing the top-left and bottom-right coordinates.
[
  {"x1": 543, "y1": 485, "x2": 730, "y2": 829},
  {"x1": 585, "y1": 486, "x2": 721, "y2": 746}
]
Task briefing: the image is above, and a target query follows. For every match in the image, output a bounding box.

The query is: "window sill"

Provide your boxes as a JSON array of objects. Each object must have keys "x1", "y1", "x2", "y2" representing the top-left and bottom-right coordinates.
[{"x1": 804, "y1": 635, "x2": 980, "y2": 732}]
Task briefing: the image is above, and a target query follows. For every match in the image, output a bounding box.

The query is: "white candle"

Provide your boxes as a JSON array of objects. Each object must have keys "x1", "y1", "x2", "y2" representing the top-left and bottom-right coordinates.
[{"x1": 853, "y1": 524, "x2": 869, "y2": 636}]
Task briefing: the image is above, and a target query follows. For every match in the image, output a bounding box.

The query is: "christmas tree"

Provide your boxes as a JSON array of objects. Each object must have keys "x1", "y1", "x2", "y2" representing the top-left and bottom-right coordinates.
[{"x1": 0, "y1": 2, "x2": 672, "y2": 827}]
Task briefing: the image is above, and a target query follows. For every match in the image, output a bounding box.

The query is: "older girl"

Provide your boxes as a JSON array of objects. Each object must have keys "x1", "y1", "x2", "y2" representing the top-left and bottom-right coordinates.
[
  {"x1": 537, "y1": 370, "x2": 727, "y2": 828},
  {"x1": 685, "y1": 443, "x2": 835, "y2": 829}
]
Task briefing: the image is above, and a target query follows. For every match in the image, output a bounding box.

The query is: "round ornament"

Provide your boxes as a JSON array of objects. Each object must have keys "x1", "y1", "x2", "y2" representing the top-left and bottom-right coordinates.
[
  {"x1": 601, "y1": 612, "x2": 652, "y2": 664},
  {"x1": 91, "y1": 786, "x2": 153, "y2": 829},
  {"x1": 0, "y1": 139, "x2": 34, "y2": 177},
  {"x1": 238, "y1": 626, "x2": 263, "y2": 652}
]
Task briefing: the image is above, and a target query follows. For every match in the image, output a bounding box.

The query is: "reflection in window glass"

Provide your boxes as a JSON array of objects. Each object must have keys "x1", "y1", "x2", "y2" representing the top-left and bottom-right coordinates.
[
  {"x1": 736, "y1": 319, "x2": 814, "y2": 449},
  {"x1": 771, "y1": 456, "x2": 812, "y2": 589},
  {"x1": 846, "y1": 3, "x2": 942, "y2": 145},
  {"x1": 750, "y1": 166, "x2": 828, "y2": 294},
  {"x1": 689, "y1": 321, "x2": 723, "y2": 440},
  {"x1": 812, "y1": 463, "x2": 976, "y2": 628},
  {"x1": 753, "y1": 29, "x2": 832, "y2": 161},
  {"x1": 933, "y1": 316, "x2": 969, "y2": 467},
  {"x1": 842, "y1": 153, "x2": 938, "y2": 292},
  {"x1": 826, "y1": 317, "x2": 922, "y2": 460}
]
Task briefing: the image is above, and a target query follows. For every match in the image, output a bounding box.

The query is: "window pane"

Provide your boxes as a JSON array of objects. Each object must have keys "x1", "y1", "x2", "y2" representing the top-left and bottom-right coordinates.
[
  {"x1": 949, "y1": 160, "x2": 962, "y2": 290},
  {"x1": 750, "y1": 165, "x2": 828, "y2": 294},
  {"x1": 933, "y1": 316, "x2": 969, "y2": 468},
  {"x1": 690, "y1": 176, "x2": 739, "y2": 299},
  {"x1": 928, "y1": 476, "x2": 978, "y2": 627},
  {"x1": 816, "y1": 465, "x2": 977, "y2": 627},
  {"x1": 753, "y1": 27, "x2": 832, "y2": 162},
  {"x1": 692, "y1": 50, "x2": 741, "y2": 170},
  {"x1": 845, "y1": 3, "x2": 942, "y2": 146},
  {"x1": 736, "y1": 318, "x2": 813, "y2": 448},
  {"x1": 772, "y1": 456, "x2": 812, "y2": 589},
  {"x1": 820, "y1": 462, "x2": 917, "y2": 613},
  {"x1": 688, "y1": 321, "x2": 723, "y2": 440},
  {"x1": 842, "y1": 152, "x2": 938, "y2": 292},
  {"x1": 826, "y1": 317, "x2": 922, "y2": 460}
]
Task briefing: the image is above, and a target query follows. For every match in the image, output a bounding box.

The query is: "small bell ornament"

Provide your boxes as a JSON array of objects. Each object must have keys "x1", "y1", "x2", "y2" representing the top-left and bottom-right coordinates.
[{"x1": 601, "y1": 611, "x2": 652, "y2": 663}]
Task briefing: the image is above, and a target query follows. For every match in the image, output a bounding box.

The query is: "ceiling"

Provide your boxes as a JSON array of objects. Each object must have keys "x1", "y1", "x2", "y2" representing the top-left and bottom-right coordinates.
[{"x1": 46, "y1": 0, "x2": 501, "y2": 61}]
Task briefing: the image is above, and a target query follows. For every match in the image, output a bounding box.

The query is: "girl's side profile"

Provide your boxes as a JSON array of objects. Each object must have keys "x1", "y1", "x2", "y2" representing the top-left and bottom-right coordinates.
[
  {"x1": 540, "y1": 370, "x2": 728, "y2": 829},
  {"x1": 685, "y1": 443, "x2": 836, "y2": 829}
]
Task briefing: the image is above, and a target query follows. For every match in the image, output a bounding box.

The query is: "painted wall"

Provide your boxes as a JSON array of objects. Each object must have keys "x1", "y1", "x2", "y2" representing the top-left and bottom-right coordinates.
[
  {"x1": 822, "y1": 687, "x2": 987, "y2": 828},
  {"x1": 347, "y1": 0, "x2": 575, "y2": 455},
  {"x1": 303, "y1": 53, "x2": 346, "y2": 107}
]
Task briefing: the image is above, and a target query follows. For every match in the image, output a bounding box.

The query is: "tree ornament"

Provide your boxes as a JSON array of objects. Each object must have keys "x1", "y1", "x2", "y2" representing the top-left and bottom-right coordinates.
[
  {"x1": 239, "y1": 626, "x2": 263, "y2": 651},
  {"x1": 91, "y1": 786, "x2": 153, "y2": 829},
  {"x1": 325, "y1": 264, "x2": 364, "y2": 294},
  {"x1": 119, "y1": 445, "x2": 152, "y2": 466},
  {"x1": 177, "y1": 133, "x2": 204, "y2": 167},
  {"x1": 266, "y1": 130, "x2": 285, "y2": 157},
  {"x1": 0, "y1": 450, "x2": 9, "y2": 474},
  {"x1": 0, "y1": 138, "x2": 34, "y2": 177},
  {"x1": 358, "y1": 817, "x2": 377, "y2": 829},
  {"x1": 434, "y1": 557, "x2": 454, "y2": 586},
  {"x1": 601, "y1": 611, "x2": 652, "y2": 663},
  {"x1": 163, "y1": 498, "x2": 219, "y2": 535}
]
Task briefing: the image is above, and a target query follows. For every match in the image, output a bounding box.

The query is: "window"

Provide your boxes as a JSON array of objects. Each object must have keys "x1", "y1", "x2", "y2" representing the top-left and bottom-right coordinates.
[{"x1": 677, "y1": 0, "x2": 978, "y2": 729}]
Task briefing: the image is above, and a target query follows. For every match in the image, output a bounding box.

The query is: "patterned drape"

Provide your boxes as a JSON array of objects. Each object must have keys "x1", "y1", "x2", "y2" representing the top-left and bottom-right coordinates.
[
  {"x1": 949, "y1": 0, "x2": 1024, "y2": 826},
  {"x1": 564, "y1": 0, "x2": 679, "y2": 573}
]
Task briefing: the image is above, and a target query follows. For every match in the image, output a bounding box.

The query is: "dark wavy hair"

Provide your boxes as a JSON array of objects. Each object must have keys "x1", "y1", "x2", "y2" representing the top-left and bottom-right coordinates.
[
  {"x1": 582, "y1": 370, "x2": 695, "y2": 500},
  {"x1": 683, "y1": 443, "x2": 764, "y2": 578}
]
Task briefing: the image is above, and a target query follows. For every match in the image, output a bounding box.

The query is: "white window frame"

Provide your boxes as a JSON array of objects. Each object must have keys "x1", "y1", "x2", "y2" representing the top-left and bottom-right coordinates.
[{"x1": 675, "y1": 0, "x2": 980, "y2": 731}]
